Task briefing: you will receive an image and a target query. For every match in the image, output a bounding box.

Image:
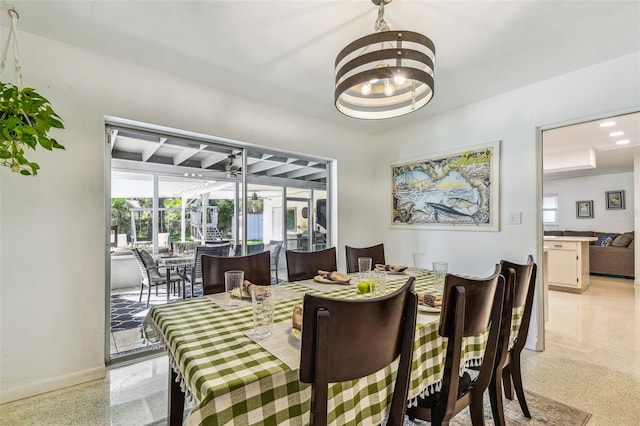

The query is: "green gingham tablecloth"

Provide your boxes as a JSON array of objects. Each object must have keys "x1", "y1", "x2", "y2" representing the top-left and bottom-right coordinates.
[{"x1": 143, "y1": 273, "x2": 519, "y2": 425}]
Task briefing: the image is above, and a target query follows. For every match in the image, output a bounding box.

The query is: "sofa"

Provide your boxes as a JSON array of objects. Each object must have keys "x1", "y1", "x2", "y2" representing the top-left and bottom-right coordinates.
[{"x1": 544, "y1": 230, "x2": 634, "y2": 278}]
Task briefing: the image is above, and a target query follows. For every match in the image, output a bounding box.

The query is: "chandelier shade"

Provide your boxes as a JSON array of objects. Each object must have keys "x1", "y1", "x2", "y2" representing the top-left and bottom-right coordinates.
[{"x1": 334, "y1": 3, "x2": 435, "y2": 120}]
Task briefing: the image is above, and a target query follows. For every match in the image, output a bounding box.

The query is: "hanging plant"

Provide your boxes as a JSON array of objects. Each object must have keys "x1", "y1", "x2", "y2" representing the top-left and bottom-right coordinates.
[
  {"x1": 0, "y1": 8, "x2": 64, "y2": 176},
  {"x1": 0, "y1": 83, "x2": 65, "y2": 175}
]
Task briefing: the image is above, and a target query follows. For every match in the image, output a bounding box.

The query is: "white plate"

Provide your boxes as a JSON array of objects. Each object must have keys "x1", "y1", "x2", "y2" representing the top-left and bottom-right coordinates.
[
  {"x1": 418, "y1": 305, "x2": 441, "y2": 313},
  {"x1": 313, "y1": 275, "x2": 351, "y2": 284}
]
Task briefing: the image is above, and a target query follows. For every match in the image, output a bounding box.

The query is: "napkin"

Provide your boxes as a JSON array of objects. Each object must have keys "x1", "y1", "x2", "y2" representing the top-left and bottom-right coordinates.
[
  {"x1": 243, "y1": 280, "x2": 257, "y2": 295},
  {"x1": 243, "y1": 280, "x2": 268, "y2": 297},
  {"x1": 292, "y1": 305, "x2": 303, "y2": 331},
  {"x1": 374, "y1": 264, "x2": 408, "y2": 272},
  {"x1": 418, "y1": 293, "x2": 442, "y2": 308},
  {"x1": 317, "y1": 270, "x2": 351, "y2": 283}
]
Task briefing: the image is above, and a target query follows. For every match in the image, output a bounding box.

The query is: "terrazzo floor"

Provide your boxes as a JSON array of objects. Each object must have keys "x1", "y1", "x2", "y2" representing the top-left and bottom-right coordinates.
[{"x1": 1, "y1": 276, "x2": 637, "y2": 425}]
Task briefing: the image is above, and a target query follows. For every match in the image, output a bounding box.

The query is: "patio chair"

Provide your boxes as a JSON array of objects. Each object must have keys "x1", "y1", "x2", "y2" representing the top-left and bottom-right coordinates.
[
  {"x1": 266, "y1": 240, "x2": 283, "y2": 283},
  {"x1": 407, "y1": 267, "x2": 505, "y2": 425},
  {"x1": 132, "y1": 248, "x2": 184, "y2": 307},
  {"x1": 345, "y1": 243, "x2": 386, "y2": 273},
  {"x1": 489, "y1": 256, "x2": 537, "y2": 425},
  {"x1": 299, "y1": 277, "x2": 418, "y2": 426},
  {"x1": 285, "y1": 247, "x2": 337, "y2": 282},
  {"x1": 158, "y1": 232, "x2": 170, "y2": 248},
  {"x1": 233, "y1": 243, "x2": 265, "y2": 257},
  {"x1": 201, "y1": 251, "x2": 271, "y2": 295},
  {"x1": 185, "y1": 244, "x2": 231, "y2": 297}
]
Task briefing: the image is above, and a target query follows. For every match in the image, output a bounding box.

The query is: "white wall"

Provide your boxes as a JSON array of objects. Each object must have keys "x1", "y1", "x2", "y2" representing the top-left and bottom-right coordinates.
[
  {"x1": 544, "y1": 172, "x2": 634, "y2": 233},
  {"x1": 0, "y1": 31, "x2": 372, "y2": 402}
]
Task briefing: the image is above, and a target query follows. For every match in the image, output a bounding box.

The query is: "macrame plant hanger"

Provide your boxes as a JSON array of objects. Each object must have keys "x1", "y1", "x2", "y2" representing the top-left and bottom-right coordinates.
[{"x1": 1, "y1": 8, "x2": 23, "y2": 89}]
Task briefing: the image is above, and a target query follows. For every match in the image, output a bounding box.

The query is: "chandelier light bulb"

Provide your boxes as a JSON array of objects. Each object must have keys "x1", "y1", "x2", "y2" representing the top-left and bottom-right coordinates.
[
  {"x1": 384, "y1": 79, "x2": 395, "y2": 96},
  {"x1": 361, "y1": 82, "x2": 372, "y2": 95},
  {"x1": 393, "y1": 73, "x2": 406, "y2": 85}
]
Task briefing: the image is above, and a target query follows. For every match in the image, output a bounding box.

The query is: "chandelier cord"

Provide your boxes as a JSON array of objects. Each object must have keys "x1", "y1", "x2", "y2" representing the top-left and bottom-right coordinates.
[
  {"x1": 1, "y1": 8, "x2": 24, "y2": 90},
  {"x1": 374, "y1": 3, "x2": 389, "y2": 32}
]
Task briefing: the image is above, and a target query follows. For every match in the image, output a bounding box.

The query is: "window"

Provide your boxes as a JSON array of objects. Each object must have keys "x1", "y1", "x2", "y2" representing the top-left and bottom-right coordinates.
[{"x1": 543, "y1": 194, "x2": 558, "y2": 225}]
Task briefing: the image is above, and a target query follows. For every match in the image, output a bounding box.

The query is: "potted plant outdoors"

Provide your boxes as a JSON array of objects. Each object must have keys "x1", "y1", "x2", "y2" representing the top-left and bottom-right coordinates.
[{"x1": 0, "y1": 81, "x2": 65, "y2": 176}]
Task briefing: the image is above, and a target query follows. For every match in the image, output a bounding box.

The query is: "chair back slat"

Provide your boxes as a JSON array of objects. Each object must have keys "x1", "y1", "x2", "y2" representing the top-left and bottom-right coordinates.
[
  {"x1": 300, "y1": 277, "x2": 417, "y2": 426},
  {"x1": 132, "y1": 248, "x2": 151, "y2": 285},
  {"x1": 439, "y1": 264, "x2": 502, "y2": 337},
  {"x1": 285, "y1": 247, "x2": 337, "y2": 282},
  {"x1": 201, "y1": 251, "x2": 271, "y2": 295},
  {"x1": 499, "y1": 257, "x2": 537, "y2": 351},
  {"x1": 345, "y1": 243, "x2": 386, "y2": 273},
  {"x1": 191, "y1": 245, "x2": 230, "y2": 283}
]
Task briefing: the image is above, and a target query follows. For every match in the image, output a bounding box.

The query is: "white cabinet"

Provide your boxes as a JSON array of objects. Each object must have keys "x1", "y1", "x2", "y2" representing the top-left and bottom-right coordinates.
[{"x1": 544, "y1": 237, "x2": 595, "y2": 293}]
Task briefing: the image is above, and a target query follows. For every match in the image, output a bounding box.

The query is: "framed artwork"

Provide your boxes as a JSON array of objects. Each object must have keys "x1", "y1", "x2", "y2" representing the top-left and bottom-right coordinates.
[
  {"x1": 605, "y1": 190, "x2": 625, "y2": 210},
  {"x1": 576, "y1": 200, "x2": 593, "y2": 218},
  {"x1": 390, "y1": 141, "x2": 500, "y2": 231}
]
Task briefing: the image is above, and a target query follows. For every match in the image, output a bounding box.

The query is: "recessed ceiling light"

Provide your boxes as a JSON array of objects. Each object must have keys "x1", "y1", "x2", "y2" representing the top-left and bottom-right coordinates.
[
  {"x1": 599, "y1": 121, "x2": 616, "y2": 127},
  {"x1": 609, "y1": 131, "x2": 624, "y2": 137},
  {"x1": 616, "y1": 139, "x2": 630, "y2": 145}
]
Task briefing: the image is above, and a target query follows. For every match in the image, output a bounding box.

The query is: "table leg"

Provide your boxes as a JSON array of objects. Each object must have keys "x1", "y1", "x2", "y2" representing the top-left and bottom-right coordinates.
[
  {"x1": 182, "y1": 266, "x2": 187, "y2": 299},
  {"x1": 168, "y1": 366, "x2": 185, "y2": 425},
  {"x1": 166, "y1": 267, "x2": 171, "y2": 303}
]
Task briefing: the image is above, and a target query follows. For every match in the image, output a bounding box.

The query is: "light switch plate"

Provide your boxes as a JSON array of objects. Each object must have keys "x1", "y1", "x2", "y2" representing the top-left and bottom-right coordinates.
[{"x1": 508, "y1": 212, "x2": 522, "y2": 225}]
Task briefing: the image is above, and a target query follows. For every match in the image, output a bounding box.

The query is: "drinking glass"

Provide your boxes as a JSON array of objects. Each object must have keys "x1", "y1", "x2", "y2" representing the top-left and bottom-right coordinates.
[
  {"x1": 224, "y1": 270, "x2": 244, "y2": 307},
  {"x1": 372, "y1": 270, "x2": 387, "y2": 296},
  {"x1": 251, "y1": 287, "x2": 274, "y2": 339},
  {"x1": 432, "y1": 261, "x2": 448, "y2": 291},
  {"x1": 358, "y1": 257, "x2": 372, "y2": 280},
  {"x1": 413, "y1": 252, "x2": 427, "y2": 276}
]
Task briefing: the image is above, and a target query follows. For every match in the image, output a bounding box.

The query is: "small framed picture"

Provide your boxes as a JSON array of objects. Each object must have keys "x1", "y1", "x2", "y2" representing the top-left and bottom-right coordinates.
[
  {"x1": 576, "y1": 200, "x2": 593, "y2": 218},
  {"x1": 605, "y1": 190, "x2": 625, "y2": 210}
]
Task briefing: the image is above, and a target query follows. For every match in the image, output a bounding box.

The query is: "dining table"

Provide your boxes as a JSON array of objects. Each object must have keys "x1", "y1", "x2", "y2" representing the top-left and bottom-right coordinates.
[{"x1": 143, "y1": 270, "x2": 524, "y2": 425}]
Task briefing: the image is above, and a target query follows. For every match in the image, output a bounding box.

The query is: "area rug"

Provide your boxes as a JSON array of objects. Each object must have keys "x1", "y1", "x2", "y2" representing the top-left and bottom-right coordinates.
[
  {"x1": 405, "y1": 390, "x2": 591, "y2": 425},
  {"x1": 111, "y1": 284, "x2": 203, "y2": 331}
]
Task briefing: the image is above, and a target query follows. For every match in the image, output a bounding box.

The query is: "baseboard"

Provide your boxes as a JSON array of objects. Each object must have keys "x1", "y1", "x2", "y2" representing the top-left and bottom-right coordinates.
[{"x1": 0, "y1": 366, "x2": 106, "y2": 404}]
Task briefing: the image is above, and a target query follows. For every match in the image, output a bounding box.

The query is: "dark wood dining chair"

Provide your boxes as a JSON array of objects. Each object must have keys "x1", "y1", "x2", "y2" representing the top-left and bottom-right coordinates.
[
  {"x1": 345, "y1": 243, "x2": 386, "y2": 273},
  {"x1": 407, "y1": 267, "x2": 505, "y2": 426},
  {"x1": 131, "y1": 248, "x2": 183, "y2": 307},
  {"x1": 201, "y1": 251, "x2": 271, "y2": 295},
  {"x1": 285, "y1": 247, "x2": 337, "y2": 282},
  {"x1": 489, "y1": 256, "x2": 537, "y2": 425},
  {"x1": 299, "y1": 277, "x2": 418, "y2": 426},
  {"x1": 184, "y1": 244, "x2": 231, "y2": 297}
]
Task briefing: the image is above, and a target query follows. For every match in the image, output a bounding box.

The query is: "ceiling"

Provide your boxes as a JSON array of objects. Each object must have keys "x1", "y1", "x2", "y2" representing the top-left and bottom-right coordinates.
[
  {"x1": 3, "y1": 1, "x2": 639, "y2": 179},
  {"x1": 543, "y1": 111, "x2": 640, "y2": 180},
  {"x1": 5, "y1": 0, "x2": 639, "y2": 136}
]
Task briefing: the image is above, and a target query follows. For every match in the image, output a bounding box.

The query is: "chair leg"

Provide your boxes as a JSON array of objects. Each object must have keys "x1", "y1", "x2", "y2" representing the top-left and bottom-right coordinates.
[
  {"x1": 469, "y1": 395, "x2": 486, "y2": 426},
  {"x1": 510, "y1": 356, "x2": 531, "y2": 418},
  {"x1": 489, "y1": 369, "x2": 506, "y2": 426},
  {"x1": 139, "y1": 284, "x2": 144, "y2": 303},
  {"x1": 146, "y1": 286, "x2": 152, "y2": 307},
  {"x1": 502, "y1": 365, "x2": 513, "y2": 400}
]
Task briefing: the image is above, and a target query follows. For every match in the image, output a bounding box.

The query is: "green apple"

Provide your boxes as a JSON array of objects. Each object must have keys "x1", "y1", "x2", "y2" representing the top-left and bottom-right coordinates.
[{"x1": 357, "y1": 281, "x2": 374, "y2": 294}]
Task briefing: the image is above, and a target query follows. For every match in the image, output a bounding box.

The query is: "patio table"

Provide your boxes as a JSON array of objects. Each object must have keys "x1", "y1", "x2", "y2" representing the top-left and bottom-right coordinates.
[
  {"x1": 157, "y1": 254, "x2": 195, "y2": 301},
  {"x1": 144, "y1": 272, "x2": 523, "y2": 425}
]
